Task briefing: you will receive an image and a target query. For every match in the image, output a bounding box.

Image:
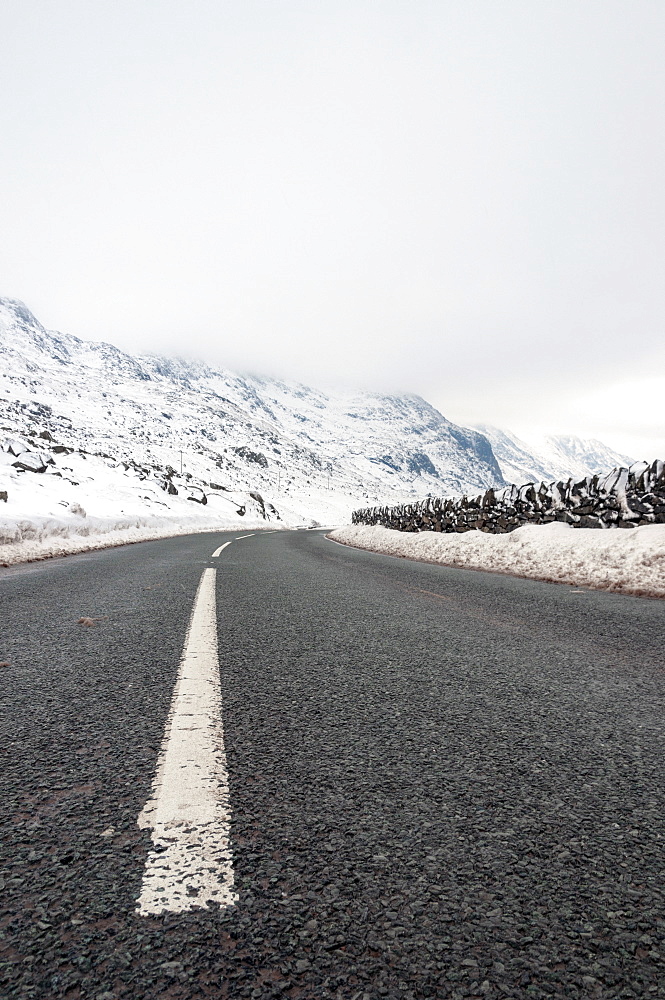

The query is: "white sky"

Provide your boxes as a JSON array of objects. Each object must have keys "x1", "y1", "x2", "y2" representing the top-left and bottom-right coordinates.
[{"x1": 1, "y1": 1, "x2": 664, "y2": 459}]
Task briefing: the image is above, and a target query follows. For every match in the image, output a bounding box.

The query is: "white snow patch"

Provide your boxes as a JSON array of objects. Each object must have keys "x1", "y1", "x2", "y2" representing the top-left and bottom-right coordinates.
[{"x1": 329, "y1": 522, "x2": 665, "y2": 599}]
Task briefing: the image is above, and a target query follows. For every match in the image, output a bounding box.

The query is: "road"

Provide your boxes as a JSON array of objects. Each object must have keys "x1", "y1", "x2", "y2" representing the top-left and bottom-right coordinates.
[{"x1": 1, "y1": 528, "x2": 664, "y2": 1000}]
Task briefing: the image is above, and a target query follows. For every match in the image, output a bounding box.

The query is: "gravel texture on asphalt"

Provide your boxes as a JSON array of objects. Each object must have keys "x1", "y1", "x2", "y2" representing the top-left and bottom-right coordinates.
[{"x1": 1, "y1": 529, "x2": 664, "y2": 1000}]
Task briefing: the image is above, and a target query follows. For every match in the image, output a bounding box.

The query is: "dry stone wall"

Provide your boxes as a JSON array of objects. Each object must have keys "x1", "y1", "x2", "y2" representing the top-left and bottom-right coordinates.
[{"x1": 352, "y1": 459, "x2": 665, "y2": 533}]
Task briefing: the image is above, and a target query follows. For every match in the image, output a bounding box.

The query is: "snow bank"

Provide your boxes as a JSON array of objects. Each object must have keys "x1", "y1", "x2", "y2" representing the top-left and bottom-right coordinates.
[
  {"x1": 0, "y1": 511, "x2": 273, "y2": 567},
  {"x1": 329, "y1": 522, "x2": 665, "y2": 599}
]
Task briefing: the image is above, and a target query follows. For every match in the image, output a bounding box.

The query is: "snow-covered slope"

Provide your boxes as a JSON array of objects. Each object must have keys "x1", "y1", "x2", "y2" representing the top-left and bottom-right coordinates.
[
  {"x1": 474, "y1": 424, "x2": 634, "y2": 485},
  {"x1": 534, "y1": 434, "x2": 636, "y2": 481},
  {"x1": 0, "y1": 298, "x2": 504, "y2": 540}
]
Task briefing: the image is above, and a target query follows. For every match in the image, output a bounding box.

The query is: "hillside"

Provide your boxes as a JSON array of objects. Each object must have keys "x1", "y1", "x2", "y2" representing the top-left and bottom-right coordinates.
[{"x1": 0, "y1": 298, "x2": 504, "y2": 532}]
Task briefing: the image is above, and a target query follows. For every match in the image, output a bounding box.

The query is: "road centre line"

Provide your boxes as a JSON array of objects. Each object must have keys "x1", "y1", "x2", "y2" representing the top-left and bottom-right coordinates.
[
  {"x1": 136, "y1": 567, "x2": 237, "y2": 916},
  {"x1": 211, "y1": 541, "x2": 234, "y2": 557},
  {"x1": 211, "y1": 533, "x2": 256, "y2": 557}
]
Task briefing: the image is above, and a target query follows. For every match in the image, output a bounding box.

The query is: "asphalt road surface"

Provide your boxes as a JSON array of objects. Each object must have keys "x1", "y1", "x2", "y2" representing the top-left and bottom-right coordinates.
[{"x1": 1, "y1": 528, "x2": 664, "y2": 1000}]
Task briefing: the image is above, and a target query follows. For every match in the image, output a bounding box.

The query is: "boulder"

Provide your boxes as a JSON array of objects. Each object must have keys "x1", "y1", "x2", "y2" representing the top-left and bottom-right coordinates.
[
  {"x1": 2, "y1": 438, "x2": 27, "y2": 457},
  {"x1": 12, "y1": 452, "x2": 49, "y2": 473}
]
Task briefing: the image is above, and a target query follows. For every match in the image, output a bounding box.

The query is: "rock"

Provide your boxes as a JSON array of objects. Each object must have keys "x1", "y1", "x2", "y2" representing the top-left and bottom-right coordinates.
[
  {"x1": 578, "y1": 515, "x2": 604, "y2": 529},
  {"x1": 559, "y1": 511, "x2": 579, "y2": 525},
  {"x1": 573, "y1": 504, "x2": 597, "y2": 516},
  {"x1": 2, "y1": 438, "x2": 27, "y2": 456},
  {"x1": 627, "y1": 500, "x2": 652, "y2": 514},
  {"x1": 12, "y1": 452, "x2": 48, "y2": 473},
  {"x1": 0, "y1": 491, "x2": 7, "y2": 502},
  {"x1": 249, "y1": 491, "x2": 267, "y2": 517},
  {"x1": 233, "y1": 446, "x2": 268, "y2": 468}
]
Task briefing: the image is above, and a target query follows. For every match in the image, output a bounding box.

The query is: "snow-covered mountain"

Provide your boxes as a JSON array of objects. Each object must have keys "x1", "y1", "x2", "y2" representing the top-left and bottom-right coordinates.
[
  {"x1": 473, "y1": 423, "x2": 634, "y2": 485},
  {"x1": 0, "y1": 298, "x2": 504, "y2": 529}
]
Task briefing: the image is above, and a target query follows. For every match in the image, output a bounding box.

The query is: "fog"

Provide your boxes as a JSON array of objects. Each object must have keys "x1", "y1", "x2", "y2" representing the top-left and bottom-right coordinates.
[{"x1": 1, "y1": 1, "x2": 663, "y2": 458}]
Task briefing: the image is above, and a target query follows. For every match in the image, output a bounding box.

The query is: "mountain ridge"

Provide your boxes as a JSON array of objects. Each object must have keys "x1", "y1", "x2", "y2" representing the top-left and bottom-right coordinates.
[
  {"x1": 473, "y1": 423, "x2": 634, "y2": 487},
  {"x1": 1, "y1": 297, "x2": 504, "y2": 525}
]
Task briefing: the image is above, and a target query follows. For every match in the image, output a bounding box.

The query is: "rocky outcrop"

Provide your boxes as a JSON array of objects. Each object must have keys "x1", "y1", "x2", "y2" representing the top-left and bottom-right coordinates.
[{"x1": 352, "y1": 460, "x2": 665, "y2": 533}]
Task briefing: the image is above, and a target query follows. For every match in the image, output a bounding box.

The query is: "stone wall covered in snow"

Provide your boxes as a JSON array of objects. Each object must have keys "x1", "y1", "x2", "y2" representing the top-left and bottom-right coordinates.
[{"x1": 352, "y1": 460, "x2": 665, "y2": 533}]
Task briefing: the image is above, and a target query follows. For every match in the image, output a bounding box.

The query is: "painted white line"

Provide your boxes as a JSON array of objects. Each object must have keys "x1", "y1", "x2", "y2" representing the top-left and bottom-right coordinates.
[
  {"x1": 136, "y1": 568, "x2": 237, "y2": 916},
  {"x1": 211, "y1": 533, "x2": 255, "y2": 557},
  {"x1": 211, "y1": 540, "x2": 233, "y2": 557}
]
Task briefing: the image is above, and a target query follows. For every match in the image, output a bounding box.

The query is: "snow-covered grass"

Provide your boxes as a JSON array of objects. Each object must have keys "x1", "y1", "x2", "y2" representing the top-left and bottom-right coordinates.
[{"x1": 329, "y1": 522, "x2": 665, "y2": 599}]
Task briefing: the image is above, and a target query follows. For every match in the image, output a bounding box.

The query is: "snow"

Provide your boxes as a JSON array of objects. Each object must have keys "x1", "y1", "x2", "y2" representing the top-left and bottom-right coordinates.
[
  {"x1": 328, "y1": 522, "x2": 665, "y2": 599},
  {"x1": 473, "y1": 423, "x2": 635, "y2": 485},
  {"x1": 0, "y1": 514, "x2": 248, "y2": 566},
  {"x1": 0, "y1": 448, "x2": 275, "y2": 566},
  {"x1": 3, "y1": 295, "x2": 659, "y2": 574},
  {"x1": 0, "y1": 296, "x2": 505, "y2": 537}
]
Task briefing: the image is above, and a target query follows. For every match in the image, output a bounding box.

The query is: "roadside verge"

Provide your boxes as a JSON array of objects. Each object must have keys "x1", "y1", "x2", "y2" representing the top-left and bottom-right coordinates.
[
  {"x1": 328, "y1": 522, "x2": 665, "y2": 598},
  {"x1": 0, "y1": 512, "x2": 273, "y2": 567}
]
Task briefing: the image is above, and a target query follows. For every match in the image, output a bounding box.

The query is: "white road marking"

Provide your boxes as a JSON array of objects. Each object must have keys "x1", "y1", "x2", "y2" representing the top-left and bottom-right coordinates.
[
  {"x1": 211, "y1": 533, "x2": 256, "y2": 557},
  {"x1": 211, "y1": 540, "x2": 233, "y2": 557},
  {"x1": 136, "y1": 567, "x2": 237, "y2": 916}
]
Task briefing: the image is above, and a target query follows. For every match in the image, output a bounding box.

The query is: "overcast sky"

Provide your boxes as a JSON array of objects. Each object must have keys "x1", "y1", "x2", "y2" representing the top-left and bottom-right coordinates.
[{"x1": 1, "y1": 1, "x2": 664, "y2": 459}]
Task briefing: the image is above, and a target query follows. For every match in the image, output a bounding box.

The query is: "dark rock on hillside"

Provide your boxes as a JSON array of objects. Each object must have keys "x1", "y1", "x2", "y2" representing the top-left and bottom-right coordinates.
[{"x1": 11, "y1": 451, "x2": 54, "y2": 473}]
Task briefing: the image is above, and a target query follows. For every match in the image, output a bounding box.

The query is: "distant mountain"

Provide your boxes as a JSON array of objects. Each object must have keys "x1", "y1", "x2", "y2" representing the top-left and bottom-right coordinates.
[
  {"x1": 473, "y1": 423, "x2": 634, "y2": 485},
  {"x1": 0, "y1": 298, "x2": 504, "y2": 525},
  {"x1": 535, "y1": 434, "x2": 636, "y2": 481}
]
